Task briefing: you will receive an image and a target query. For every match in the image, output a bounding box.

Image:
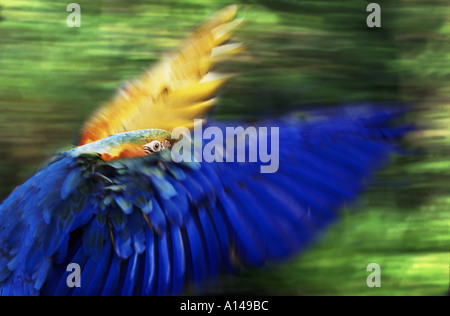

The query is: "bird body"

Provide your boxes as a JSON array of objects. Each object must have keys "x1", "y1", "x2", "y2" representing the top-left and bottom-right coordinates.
[{"x1": 0, "y1": 6, "x2": 408, "y2": 296}]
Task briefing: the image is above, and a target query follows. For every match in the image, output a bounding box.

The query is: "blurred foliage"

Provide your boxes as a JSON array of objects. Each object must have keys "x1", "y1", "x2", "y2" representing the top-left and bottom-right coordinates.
[{"x1": 0, "y1": 0, "x2": 448, "y2": 295}]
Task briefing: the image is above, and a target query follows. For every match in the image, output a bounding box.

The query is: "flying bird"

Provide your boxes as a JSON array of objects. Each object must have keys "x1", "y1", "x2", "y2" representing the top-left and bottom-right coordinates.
[{"x1": 0, "y1": 6, "x2": 408, "y2": 296}]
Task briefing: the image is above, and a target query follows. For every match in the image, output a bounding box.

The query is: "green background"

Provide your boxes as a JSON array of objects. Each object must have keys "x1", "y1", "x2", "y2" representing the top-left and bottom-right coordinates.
[{"x1": 0, "y1": 0, "x2": 448, "y2": 295}]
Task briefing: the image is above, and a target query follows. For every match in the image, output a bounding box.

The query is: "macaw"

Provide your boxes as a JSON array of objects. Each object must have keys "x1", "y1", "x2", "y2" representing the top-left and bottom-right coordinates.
[{"x1": 0, "y1": 6, "x2": 408, "y2": 296}]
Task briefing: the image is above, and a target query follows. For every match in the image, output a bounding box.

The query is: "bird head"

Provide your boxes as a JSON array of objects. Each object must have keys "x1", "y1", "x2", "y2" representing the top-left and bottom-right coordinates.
[{"x1": 69, "y1": 129, "x2": 174, "y2": 161}]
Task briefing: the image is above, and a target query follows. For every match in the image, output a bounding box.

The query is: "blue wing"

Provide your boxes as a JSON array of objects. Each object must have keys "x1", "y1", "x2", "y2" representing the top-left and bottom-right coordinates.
[{"x1": 0, "y1": 105, "x2": 409, "y2": 295}]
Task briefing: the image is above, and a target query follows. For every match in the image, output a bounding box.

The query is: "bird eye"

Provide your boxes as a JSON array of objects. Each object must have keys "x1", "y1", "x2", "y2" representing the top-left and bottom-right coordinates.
[{"x1": 143, "y1": 140, "x2": 163, "y2": 154}]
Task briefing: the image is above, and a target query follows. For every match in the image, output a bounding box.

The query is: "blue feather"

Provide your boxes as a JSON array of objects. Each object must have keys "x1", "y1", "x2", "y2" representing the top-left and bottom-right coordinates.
[
  {"x1": 101, "y1": 254, "x2": 122, "y2": 296},
  {"x1": 72, "y1": 256, "x2": 98, "y2": 296},
  {"x1": 115, "y1": 195, "x2": 134, "y2": 215},
  {"x1": 85, "y1": 240, "x2": 112, "y2": 295},
  {"x1": 61, "y1": 168, "x2": 83, "y2": 200},
  {"x1": 127, "y1": 211, "x2": 145, "y2": 254},
  {"x1": 148, "y1": 198, "x2": 167, "y2": 232},
  {"x1": 121, "y1": 252, "x2": 141, "y2": 296},
  {"x1": 82, "y1": 219, "x2": 106, "y2": 262},
  {"x1": 142, "y1": 227, "x2": 157, "y2": 296},
  {"x1": 157, "y1": 230, "x2": 171, "y2": 295},
  {"x1": 53, "y1": 234, "x2": 70, "y2": 265},
  {"x1": 184, "y1": 217, "x2": 208, "y2": 284},
  {"x1": 113, "y1": 224, "x2": 132, "y2": 259},
  {"x1": 226, "y1": 183, "x2": 290, "y2": 260},
  {"x1": 53, "y1": 244, "x2": 88, "y2": 296},
  {"x1": 170, "y1": 226, "x2": 185, "y2": 295},
  {"x1": 217, "y1": 192, "x2": 265, "y2": 267},
  {"x1": 198, "y1": 206, "x2": 221, "y2": 277},
  {"x1": 207, "y1": 204, "x2": 233, "y2": 271}
]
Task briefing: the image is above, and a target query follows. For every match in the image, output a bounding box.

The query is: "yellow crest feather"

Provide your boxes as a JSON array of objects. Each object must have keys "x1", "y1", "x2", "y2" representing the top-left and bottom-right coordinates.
[{"x1": 79, "y1": 5, "x2": 243, "y2": 145}]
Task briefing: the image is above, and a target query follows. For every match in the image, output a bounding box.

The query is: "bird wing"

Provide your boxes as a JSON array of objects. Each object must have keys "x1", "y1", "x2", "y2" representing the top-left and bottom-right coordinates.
[
  {"x1": 0, "y1": 105, "x2": 408, "y2": 295},
  {"x1": 78, "y1": 5, "x2": 244, "y2": 146}
]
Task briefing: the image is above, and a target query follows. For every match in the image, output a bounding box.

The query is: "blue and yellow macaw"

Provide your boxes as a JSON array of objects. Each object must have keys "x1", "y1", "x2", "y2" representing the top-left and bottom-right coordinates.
[{"x1": 0, "y1": 6, "x2": 408, "y2": 295}]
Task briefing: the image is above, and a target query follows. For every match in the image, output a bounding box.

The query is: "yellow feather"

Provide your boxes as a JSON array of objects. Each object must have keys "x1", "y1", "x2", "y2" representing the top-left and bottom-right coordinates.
[{"x1": 79, "y1": 5, "x2": 242, "y2": 145}]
